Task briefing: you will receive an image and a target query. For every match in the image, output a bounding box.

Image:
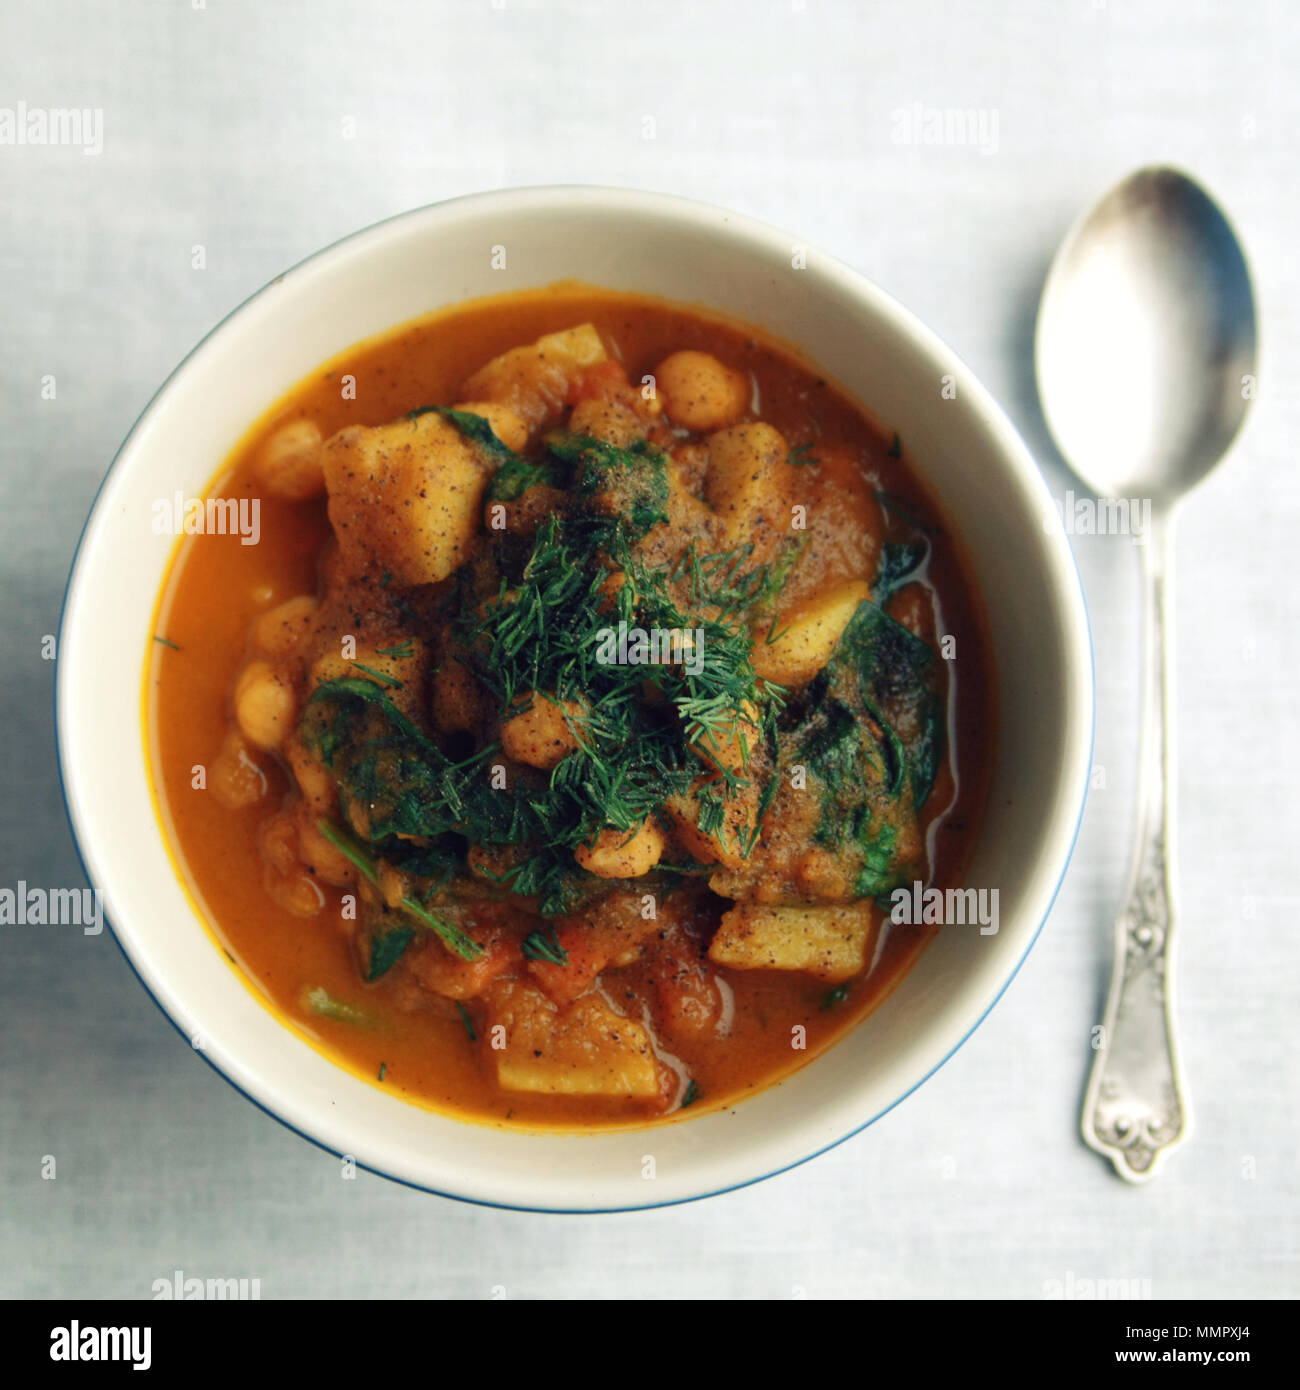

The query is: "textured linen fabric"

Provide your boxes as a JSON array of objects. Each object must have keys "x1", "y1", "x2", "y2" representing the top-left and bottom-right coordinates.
[{"x1": 0, "y1": 0, "x2": 1295, "y2": 1299}]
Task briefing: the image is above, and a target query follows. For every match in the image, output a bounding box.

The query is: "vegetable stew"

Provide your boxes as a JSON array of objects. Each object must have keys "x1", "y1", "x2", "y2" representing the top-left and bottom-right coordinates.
[{"x1": 147, "y1": 284, "x2": 994, "y2": 1128}]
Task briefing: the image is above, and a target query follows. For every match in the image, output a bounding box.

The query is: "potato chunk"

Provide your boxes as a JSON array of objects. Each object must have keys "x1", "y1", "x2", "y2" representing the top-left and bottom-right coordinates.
[
  {"x1": 708, "y1": 902, "x2": 879, "y2": 981},
  {"x1": 489, "y1": 981, "x2": 664, "y2": 1098},
  {"x1": 450, "y1": 400, "x2": 529, "y2": 452},
  {"x1": 663, "y1": 777, "x2": 757, "y2": 870},
  {"x1": 688, "y1": 698, "x2": 760, "y2": 775},
  {"x1": 705, "y1": 422, "x2": 799, "y2": 560},
  {"x1": 321, "y1": 413, "x2": 488, "y2": 585},
  {"x1": 461, "y1": 324, "x2": 607, "y2": 430},
  {"x1": 568, "y1": 394, "x2": 643, "y2": 448},
  {"x1": 750, "y1": 582, "x2": 871, "y2": 688}
]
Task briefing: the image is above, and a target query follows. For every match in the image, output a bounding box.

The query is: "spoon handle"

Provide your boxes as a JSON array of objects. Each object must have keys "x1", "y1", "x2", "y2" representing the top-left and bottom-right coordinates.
[{"x1": 1082, "y1": 510, "x2": 1191, "y2": 1182}]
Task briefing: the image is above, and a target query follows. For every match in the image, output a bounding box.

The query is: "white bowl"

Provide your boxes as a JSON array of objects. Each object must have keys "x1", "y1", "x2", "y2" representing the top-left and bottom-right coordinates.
[{"x1": 57, "y1": 188, "x2": 1093, "y2": 1211}]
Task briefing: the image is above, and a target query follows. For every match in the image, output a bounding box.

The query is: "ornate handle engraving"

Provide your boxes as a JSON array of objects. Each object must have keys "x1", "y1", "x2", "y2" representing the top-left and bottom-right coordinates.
[{"x1": 1082, "y1": 512, "x2": 1191, "y2": 1182}]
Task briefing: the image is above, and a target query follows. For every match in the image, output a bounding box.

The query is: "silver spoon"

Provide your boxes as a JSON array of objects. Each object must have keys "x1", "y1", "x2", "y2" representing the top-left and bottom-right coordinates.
[{"x1": 1035, "y1": 166, "x2": 1258, "y2": 1182}]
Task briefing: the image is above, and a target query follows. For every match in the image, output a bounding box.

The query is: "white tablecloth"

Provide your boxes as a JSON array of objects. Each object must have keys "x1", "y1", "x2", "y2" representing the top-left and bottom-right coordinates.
[{"x1": 1, "y1": 0, "x2": 1295, "y2": 1298}]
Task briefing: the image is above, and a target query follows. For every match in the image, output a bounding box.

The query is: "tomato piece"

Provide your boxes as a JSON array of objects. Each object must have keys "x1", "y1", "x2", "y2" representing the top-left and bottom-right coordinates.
[
  {"x1": 527, "y1": 892, "x2": 660, "y2": 1004},
  {"x1": 647, "y1": 934, "x2": 726, "y2": 1043},
  {"x1": 406, "y1": 906, "x2": 527, "y2": 1000},
  {"x1": 564, "y1": 359, "x2": 630, "y2": 406}
]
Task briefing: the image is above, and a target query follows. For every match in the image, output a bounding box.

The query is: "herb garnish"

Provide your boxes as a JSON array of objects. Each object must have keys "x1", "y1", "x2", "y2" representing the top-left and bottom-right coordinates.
[
  {"x1": 315, "y1": 819, "x2": 482, "y2": 960},
  {"x1": 521, "y1": 926, "x2": 568, "y2": 966},
  {"x1": 407, "y1": 404, "x2": 518, "y2": 463},
  {"x1": 303, "y1": 986, "x2": 370, "y2": 1024},
  {"x1": 367, "y1": 925, "x2": 414, "y2": 981},
  {"x1": 874, "y1": 489, "x2": 936, "y2": 534},
  {"x1": 298, "y1": 423, "x2": 807, "y2": 923},
  {"x1": 349, "y1": 661, "x2": 403, "y2": 688}
]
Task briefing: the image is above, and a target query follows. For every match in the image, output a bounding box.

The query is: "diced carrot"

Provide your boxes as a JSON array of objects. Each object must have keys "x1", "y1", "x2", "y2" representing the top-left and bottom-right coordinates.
[{"x1": 406, "y1": 906, "x2": 527, "y2": 1001}]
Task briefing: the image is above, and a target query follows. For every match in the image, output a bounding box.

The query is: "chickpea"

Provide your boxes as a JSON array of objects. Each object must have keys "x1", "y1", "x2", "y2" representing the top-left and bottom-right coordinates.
[
  {"x1": 795, "y1": 846, "x2": 855, "y2": 901},
  {"x1": 252, "y1": 594, "x2": 318, "y2": 656},
  {"x1": 500, "y1": 693, "x2": 585, "y2": 770},
  {"x1": 665, "y1": 460, "x2": 717, "y2": 538},
  {"x1": 209, "y1": 729, "x2": 268, "y2": 810},
  {"x1": 375, "y1": 858, "x2": 410, "y2": 908},
  {"x1": 705, "y1": 421, "x2": 789, "y2": 510},
  {"x1": 234, "y1": 660, "x2": 295, "y2": 751},
  {"x1": 259, "y1": 810, "x2": 328, "y2": 915},
  {"x1": 452, "y1": 400, "x2": 529, "y2": 452},
  {"x1": 258, "y1": 811, "x2": 301, "y2": 876},
  {"x1": 256, "y1": 419, "x2": 325, "y2": 500},
  {"x1": 285, "y1": 735, "x2": 336, "y2": 815},
  {"x1": 655, "y1": 351, "x2": 749, "y2": 432},
  {"x1": 575, "y1": 819, "x2": 666, "y2": 879},
  {"x1": 296, "y1": 811, "x2": 356, "y2": 888},
  {"x1": 264, "y1": 866, "x2": 326, "y2": 918}
]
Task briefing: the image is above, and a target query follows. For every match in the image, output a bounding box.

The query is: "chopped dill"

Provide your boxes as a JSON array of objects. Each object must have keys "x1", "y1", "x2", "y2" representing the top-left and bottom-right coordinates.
[
  {"x1": 521, "y1": 926, "x2": 568, "y2": 966},
  {"x1": 349, "y1": 660, "x2": 403, "y2": 688},
  {"x1": 296, "y1": 426, "x2": 816, "y2": 930}
]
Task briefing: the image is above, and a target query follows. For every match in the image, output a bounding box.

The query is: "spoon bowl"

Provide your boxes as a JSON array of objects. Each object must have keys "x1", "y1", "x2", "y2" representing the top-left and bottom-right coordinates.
[{"x1": 1036, "y1": 166, "x2": 1257, "y2": 506}]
